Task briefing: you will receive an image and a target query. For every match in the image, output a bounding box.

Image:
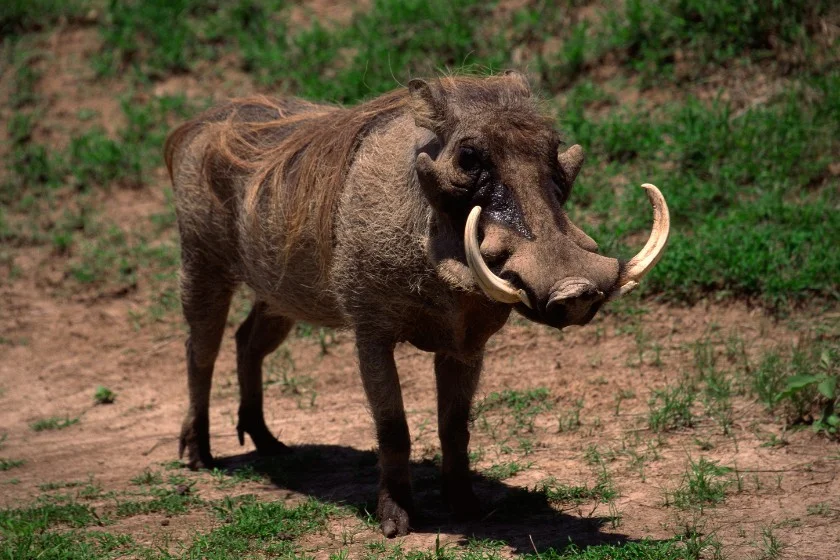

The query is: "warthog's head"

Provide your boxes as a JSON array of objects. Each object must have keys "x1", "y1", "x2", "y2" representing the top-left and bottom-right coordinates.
[{"x1": 411, "y1": 73, "x2": 669, "y2": 329}]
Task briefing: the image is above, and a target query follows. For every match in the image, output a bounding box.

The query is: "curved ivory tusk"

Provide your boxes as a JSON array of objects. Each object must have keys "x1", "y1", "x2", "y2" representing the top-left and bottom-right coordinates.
[
  {"x1": 464, "y1": 206, "x2": 532, "y2": 308},
  {"x1": 616, "y1": 183, "x2": 670, "y2": 289}
]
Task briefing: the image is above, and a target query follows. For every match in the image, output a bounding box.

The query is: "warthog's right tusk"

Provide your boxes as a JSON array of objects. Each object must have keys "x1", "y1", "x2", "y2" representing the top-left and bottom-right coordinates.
[
  {"x1": 611, "y1": 183, "x2": 670, "y2": 298},
  {"x1": 464, "y1": 206, "x2": 532, "y2": 308}
]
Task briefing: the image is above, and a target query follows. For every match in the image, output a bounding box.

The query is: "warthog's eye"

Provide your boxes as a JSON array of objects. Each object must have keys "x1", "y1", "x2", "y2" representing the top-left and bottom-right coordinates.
[{"x1": 457, "y1": 146, "x2": 481, "y2": 173}]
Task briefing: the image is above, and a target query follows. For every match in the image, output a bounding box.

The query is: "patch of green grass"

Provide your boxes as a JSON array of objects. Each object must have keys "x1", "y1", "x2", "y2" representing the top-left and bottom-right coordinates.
[
  {"x1": 9, "y1": 55, "x2": 41, "y2": 109},
  {"x1": 116, "y1": 485, "x2": 200, "y2": 517},
  {"x1": 30, "y1": 416, "x2": 80, "y2": 432},
  {"x1": 757, "y1": 526, "x2": 784, "y2": 560},
  {"x1": 0, "y1": 501, "x2": 99, "y2": 532},
  {"x1": 345, "y1": 537, "x2": 701, "y2": 559},
  {"x1": 263, "y1": 347, "x2": 318, "y2": 409},
  {"x1": 95, "y1": 0, "x2": 507, "y2": 103},
  {"x1": 96, "y1": 0, "x2": 212, "y2": 77},
  {"x1": 269, "y1": 0, "x2": 506, "y2": 103},
  {"x1": 0, "y1": 0, "x2": 91, "y2": 37},
  {"x1": 2, "y1": 113, "x2": 63, "y2": 207},
  {"x1": 667, "y1": 457, "x2": 732, "y2": 512},
  {"x1": 209, "y1": 464, "x2": 266, "y2": 488},
  {"x1": 188, "y1": 497, "x2": 341, "y2": 557},
  {"x1": 0, "y1": 500, "x2": 132, "y2": 560},
  {"x1": 481, "y1": 460, "x2": 531, "y2": 481},
  {"x1": 0, "y1": 458, "x2": 25, "y2": 471},
  {"x1": 69, "y1": 225, "x2": 135, "y2": 286},
  {"x1": 566, "y1": 73, "x2": 840, "y2": 307},
  {"x1": 533, "y1": 539, "x2": 704, "y2": 560},
  {"x1": 67, "y1": 129, "x2": 142, "y2": 190},
  {"x1": 557, "y1": 397, "x2": 584, "y2": 433},
  {"x1": 751, "y1": 335, "x2": 839, "y2": 436},
  {"x1": 600, "y1": 0, "x2": 832, "y2": 79},
  {"x1": 38, "y1": 480, "x2": 85, "y2": 491},
  {"x1": 806, "y1": 502, "x2": 833, "y2": 517},
  {"x1": 692, "y1": 337, "x2": 734, "y2": 434},
  {"x1": 538, "y1": 470, "x2": 617, "y2": 505},
  {"x1": 473, "y1": 388, "x2": 553, "y2": 436},
  {"x1": 93, "y1": 385, "x2": 116, "y2": 405},
  {"x1": 130, "y1": 469, "x2": 163, "y2": 486},
  {"x1": 647, "y1": 383, "x2": 695, "y2": 432}
]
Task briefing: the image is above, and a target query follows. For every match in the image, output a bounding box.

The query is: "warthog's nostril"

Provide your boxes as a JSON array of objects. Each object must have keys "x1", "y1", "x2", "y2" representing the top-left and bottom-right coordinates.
[{"x1": 547, "y1": 278, "x2": 605, "y2": 325}]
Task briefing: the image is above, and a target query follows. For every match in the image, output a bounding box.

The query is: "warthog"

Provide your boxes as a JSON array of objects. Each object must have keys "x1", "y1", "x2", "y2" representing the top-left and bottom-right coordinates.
[{"x1": 164, "y1": 71, "x2": 669, "y2": 537}]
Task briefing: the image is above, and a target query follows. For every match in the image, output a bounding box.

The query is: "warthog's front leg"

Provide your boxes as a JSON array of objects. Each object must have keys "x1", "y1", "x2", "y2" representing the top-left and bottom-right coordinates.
[
  {"x1": 435, "y1": 352, "x2": 482, "y2": 518},
  {"x1": 356, "y1": 338, "x2": 413, "y2": 538},
  {"x1": 234, "y1": 301, "x2": 293, "y2": 456}
]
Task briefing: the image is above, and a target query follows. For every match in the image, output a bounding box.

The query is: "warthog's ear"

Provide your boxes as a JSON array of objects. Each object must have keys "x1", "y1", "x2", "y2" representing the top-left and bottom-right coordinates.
[
  {"x1": 408, "y1": 78, "x2": 446, "y2": 133},
  {"x1": 558, "y1": 144, "x2": 585, "y2": 184},
  {"x1": 503, "y1": 70, "x2": 531, "y2": 97}
]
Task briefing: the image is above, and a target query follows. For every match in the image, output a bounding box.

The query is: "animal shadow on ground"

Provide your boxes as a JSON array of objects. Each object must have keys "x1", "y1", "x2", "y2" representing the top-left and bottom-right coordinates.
[{"x1": 214, "y1": 444, "x2": 642, "y2": 554}]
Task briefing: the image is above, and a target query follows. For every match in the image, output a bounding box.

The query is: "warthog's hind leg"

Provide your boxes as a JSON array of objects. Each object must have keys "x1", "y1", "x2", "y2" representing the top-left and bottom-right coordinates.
[
  {"x1": 357, "y1": 337, "x2": 413, "y2": 538},
  {"x1": 235, "y1": 300, "x2": 294, "y2": 456},
  {"x1": 179, "y1": 271, "x2": 235, "y2": 470},
  {"x1": 435, "y1": 352, "x2": 483, "y2": 519}
]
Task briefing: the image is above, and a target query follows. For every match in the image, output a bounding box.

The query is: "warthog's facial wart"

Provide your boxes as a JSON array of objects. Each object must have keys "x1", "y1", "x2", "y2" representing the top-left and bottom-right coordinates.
[{"x1": 472, "y1": 178, "x2": 533, "y2": 240}]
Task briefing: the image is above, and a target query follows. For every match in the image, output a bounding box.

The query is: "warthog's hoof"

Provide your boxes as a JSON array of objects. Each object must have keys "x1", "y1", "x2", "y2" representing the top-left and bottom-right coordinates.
[
  {"x1": 377, "y1": 489, "x2": 412, "y2": 538},
  {"x1": 179, "y1": 424, "x2": 214, "y2": 470},
  {"x1": 236, "y1": 421, "x2": 291, "y2": 456}
]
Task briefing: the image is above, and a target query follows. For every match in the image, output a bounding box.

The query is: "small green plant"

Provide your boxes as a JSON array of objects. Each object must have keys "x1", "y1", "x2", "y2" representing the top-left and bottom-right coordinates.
[
  {"x1": 30, "y1": 416, "x2": 80, "y2": 432},
  {"x1": 757, "y1": 525, "x2": 784, "y2": 559},
  {"x1": 538, "y1": 462, "x2": 617, "y2": 505},
  {"x1": 668, "y1": 457, "x2": 732, "y2": 512},
  {"x1": 94, "y1": 386, "x2": 116, "y2": 405},
  {"x1": 38, "y1": 480, "x2": 85, "y2": 491},
  {"x1": 482, "y1": 461, "x2": 531, "y2": 481},
  {"x1": 806, "y1": 502, "x2": 832, "y2": 517},
  {"x1": 130, "y1": 469, "x2": 163, "y2": 486},
  {"x1": 557, "y1": 398, "x2": 584, "y2": 433},
  {"x1": 473, "y1": 388, "x2": 552, "y2": 436},
  {"x1": 773, "y1": 351, "x2": 838, "y2": 436},
  {"x1": 0, "y1": 458, "x2": 25, "y2": 471},
  {"x1": 116, "y1": 489, "x2": 199, "y2": 517},
  {"x1": 648, "y1": 383, "x2": 695, "y2": 432},
  {"x1": 752, "y1": 337, "x2": 839, "y2": 437}
]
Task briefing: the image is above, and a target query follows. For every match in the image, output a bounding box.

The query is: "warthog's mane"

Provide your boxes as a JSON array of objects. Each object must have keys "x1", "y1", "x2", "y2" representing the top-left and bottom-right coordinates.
[{"x1": 164, "y1": 75, "x2": 550, "y2": 272}]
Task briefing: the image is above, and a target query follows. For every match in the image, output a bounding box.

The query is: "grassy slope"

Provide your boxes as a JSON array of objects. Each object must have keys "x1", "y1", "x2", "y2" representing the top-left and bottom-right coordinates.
[{"x1": 2, "y1": 0, "x2": 837, "y2": 308}]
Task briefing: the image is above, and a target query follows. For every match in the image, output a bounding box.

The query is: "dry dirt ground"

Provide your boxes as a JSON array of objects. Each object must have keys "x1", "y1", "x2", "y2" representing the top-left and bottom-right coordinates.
[
  {"x1": 2, "y1": 277, "x2": 839, "y2": 557},
  {"x1": 1, "y1": 19, "x2": 839, "y2": 560}
]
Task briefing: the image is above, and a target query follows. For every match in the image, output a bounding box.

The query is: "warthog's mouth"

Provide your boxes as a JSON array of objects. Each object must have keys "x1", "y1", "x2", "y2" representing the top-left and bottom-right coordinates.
[{"x1": 464, "y1": 183, "x2": 671, "y2": 308}]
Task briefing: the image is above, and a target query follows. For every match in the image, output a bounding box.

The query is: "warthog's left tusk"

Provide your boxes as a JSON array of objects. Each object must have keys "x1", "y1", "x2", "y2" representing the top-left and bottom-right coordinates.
[
  {"x1": 464, "y1": 206, "x2": 532, "y2": 308},
  {"x1": 611, "y1": 183, "x2": 670, "y2": 298}
]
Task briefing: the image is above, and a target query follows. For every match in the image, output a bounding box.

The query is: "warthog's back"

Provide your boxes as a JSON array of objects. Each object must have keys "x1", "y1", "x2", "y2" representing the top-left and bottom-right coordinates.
[{"x1": 164, "y1": 93, "x2": 410, "y2": 325}]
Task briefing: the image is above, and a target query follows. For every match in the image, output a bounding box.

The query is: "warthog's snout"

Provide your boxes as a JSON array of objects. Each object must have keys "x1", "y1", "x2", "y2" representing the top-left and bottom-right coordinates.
[
  {"x1": 464, "y1": 181, "x2": 670, "y2": 329},
  {"x1": 546, "y1": 277, "x2": 605, "y2": 326}
]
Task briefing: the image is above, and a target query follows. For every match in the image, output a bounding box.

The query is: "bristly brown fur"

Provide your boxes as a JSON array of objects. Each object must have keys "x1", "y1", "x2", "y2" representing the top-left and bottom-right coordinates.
[
  {"x1": 163, "y1": 74, "x2": 551, "y2": 272},
  {"x1": 165, "y1": 91, "x2": 410, "y2": 269}
]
